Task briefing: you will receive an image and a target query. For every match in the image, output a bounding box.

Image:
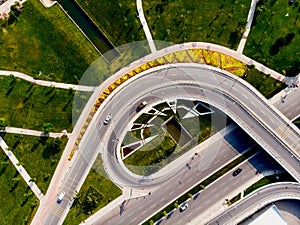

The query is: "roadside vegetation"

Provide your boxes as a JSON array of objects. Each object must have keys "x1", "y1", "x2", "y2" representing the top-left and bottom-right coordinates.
[
  {"x1": 243, "y1": 172, "x2": 295, "y2": 196},
  {"x1": 243, "y1": 66, "x2": 287, "y2": 98},
  {"x1": 244, "y1": 0, "x2": 300, "y2": 77},
  {"x1": 0, "y1": 0, "x2": 99, "y2": 84},
  {"x1": 0, "y1": 76, "x2": 74, "y2": 132},
  {"x1": 293, "y1": 117, "x2": 300, "y2": 129},
  {"x1": 64, "y1": 155, "x2": 122, "y2": 225},
  {"x1": 75, "y1": 0, "x2": 146, "y2": 46},
  {"x1": 0, "y1": 150, "x2": 38, "y2": 225},
  {"x1": 143, "y1": 0, "x2": 250, "y2": 49},
  {"x1": 1, "y1": 133, "x2": 68, "y2": 194}
]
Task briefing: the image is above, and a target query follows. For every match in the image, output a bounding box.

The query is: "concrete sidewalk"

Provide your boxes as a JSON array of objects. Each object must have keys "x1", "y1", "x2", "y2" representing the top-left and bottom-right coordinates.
[
  {"x1": 2, "y1": 127, "x2": 70, "y2": 138},
  {"x1": 0, "y1": 70, "x2": 95, "y2": 92},
  {"x1": 136, "y1": 0, "x2": 157, "y2": 53},
  {"x1": 237, "y1": 0, "x2": 258, "y2": 53},
  {"x1": 0, "y1": 136, "x2": 44, "y2": 200}
]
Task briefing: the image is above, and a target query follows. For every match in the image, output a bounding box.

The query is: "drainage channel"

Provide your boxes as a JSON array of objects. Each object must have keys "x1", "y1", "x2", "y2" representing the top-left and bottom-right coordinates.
[{"x1": 57, "y1": 0, "x2": 120, "y2": 63}]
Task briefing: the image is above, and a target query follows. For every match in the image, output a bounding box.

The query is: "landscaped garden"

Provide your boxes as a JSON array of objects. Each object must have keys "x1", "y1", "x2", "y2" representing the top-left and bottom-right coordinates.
[
  {"x1": 244, "y1": 0, "x2": 300, "y2": 76},
  {"x1": 122, "y1": 101, "x2": 227, "y2": 175},
  {"x1": 63, "y1": 155, "x2": 122, "y2": 225},
  {"x1": 143, "y1": 0, "x2": 250, "y2": 49},
  {"x1": 1, "y1": 133, "x2": 68, "y2": 194},
  {"x1": 75, "y1": 0, "x2": 146, "y2": 46},
  {"x1": 0, "y1": 0, "x2": 99, "y2": 84},
  {"x1": 0, "y1": 150, "x2": 38, "y2": 225},
  {"x1": 0, "y1": 76, "x2": 74, "y2": 132}
]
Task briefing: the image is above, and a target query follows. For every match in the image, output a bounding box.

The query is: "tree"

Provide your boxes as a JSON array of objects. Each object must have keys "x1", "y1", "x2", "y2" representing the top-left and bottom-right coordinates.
[
  {"x1": 0, "y1": 118, "x2": 8, "y2": 130},
  {"x1": 42, "y1": 123, "x2": 53, "y2": 135}
]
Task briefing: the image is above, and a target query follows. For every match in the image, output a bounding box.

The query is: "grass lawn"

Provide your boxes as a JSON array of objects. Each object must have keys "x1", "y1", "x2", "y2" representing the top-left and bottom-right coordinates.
[
  {"x1": 244, "y1": 0, "x2": 300, "y2": 76},
  {"x1": 0, "y1": 149, "x2": 38, "y2": 225},
  {"x1": 63, "y1": 155, "x2": 122, "y2": 225},
  {"x1": 143, "y1": 0, "x2": 250, "y2": 49},
  {"x1": 0, "y1": 76, "x2": 74, "y2": 132},
  {"x1": 294, "y1": 117, "x2": 300, "y2": 129},
  {"x1": 244, "y1": 172, "x2": 295, "y2": 196},
  {"x1": 1, "y1": 133, "x2": 68, "y2": 194},
  {"x1": 75, "y1": 0, "x2": 146, "y2": 46},
  {"x1": 244, "y1": 67, "x2": 287, "y2": 98},
  {"x1": 0, "y1": 0, "x2": 99, "y2": 84}
]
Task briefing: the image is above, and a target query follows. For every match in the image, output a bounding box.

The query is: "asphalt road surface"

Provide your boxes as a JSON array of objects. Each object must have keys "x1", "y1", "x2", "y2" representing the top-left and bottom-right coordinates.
[{"x1": 40, "y1": 65, "x2": 300, "y2": 225}]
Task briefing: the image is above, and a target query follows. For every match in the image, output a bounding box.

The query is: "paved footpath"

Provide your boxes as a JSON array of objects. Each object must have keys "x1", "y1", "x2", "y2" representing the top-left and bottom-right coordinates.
[
  {"x1": 2, "y1": 127, "x2": 70, "y2": 138},
  {"x1": 136, "y1": 0, "x2": 157, "y2": 53},
  {"x1": 0, "y1": 70, "x2": 95, "y2": 92},
  {"x1": 0, "y1": 136, "x2": 44, "y2": 200},
  {"x1": 237, "y1": 0, "x2": 258, "y2": 53}
]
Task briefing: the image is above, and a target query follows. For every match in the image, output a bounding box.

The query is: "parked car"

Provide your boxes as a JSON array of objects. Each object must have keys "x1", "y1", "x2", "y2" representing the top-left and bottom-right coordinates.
[
  {"x1": 232, "y1": 168, "x2": 242, "y2": 177},
  {"x1": 103, "y1": 115, "x2": 112, "y2": 125},
  {"x1": 179, "y1": 202, "x2": 188, "y2": 212}
]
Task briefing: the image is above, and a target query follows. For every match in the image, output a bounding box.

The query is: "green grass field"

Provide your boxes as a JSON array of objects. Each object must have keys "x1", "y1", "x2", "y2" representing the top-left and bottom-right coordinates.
[
  {"x1": 1, "y1": 133, "x2": 68, "y2": 194},
  {"x1": 0, "y1": 149, "x2": 38, "y2": 225},
  {"x1": 244, "y1": 172, "x2": 295, "y2": 196},
  {"x1": 64, "y1": 155, "x2": 122, "y2": 225},
  {"x1": 0, "y1": 0, "x2": 99, "y2": 84},
  {"x1": 75, "y1": 0, "x2": 146, "y2": 46},
  {"x1": 244, "y1": 67, "x2": 287, "y2": 98},
  {"x1": 143, "y1": 0, "x2": 250, "y2": 49},
  {"x1": 0, "y1": 76, "x2": 74, "y2": 132},
  {"x1": 244, "y1": 0, "x2": 300, "y2": 76}
]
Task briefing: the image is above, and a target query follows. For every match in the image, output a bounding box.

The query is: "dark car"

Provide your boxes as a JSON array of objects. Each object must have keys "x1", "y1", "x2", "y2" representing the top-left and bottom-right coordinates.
[
  {"x1": 137, "y1": 101, "x2": 147, "y2": 110},
  {"x1": 232, "y1": 168, "x2": 242, "y2": 177}
]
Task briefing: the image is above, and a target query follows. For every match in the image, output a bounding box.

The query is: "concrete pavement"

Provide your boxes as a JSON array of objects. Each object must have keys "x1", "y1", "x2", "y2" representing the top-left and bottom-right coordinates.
[
  {"x1": 0, "y1": 136, "x2": 44, "y2": 200},
  {"x1": 237, "y1": 0, "x2": 258, "y2": 53},
  {"x1": 2, "y1": 127, "x2": 70, "y2": 138},
  {"x1": 136, "y1": 0, "x2": 157, "y2": 53},
  {"x1": 0, "y1": 70, "x2": 96, "y2": 92}
]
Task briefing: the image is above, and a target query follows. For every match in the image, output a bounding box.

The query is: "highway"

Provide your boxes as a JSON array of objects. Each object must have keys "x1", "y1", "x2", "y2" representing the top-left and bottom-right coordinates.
[
  {"x1": 208, "y1": 182, "x2": 300, "y2": 225},
  {"x1": 39, "y1": 65, "x2": 300, "y2": 225}
]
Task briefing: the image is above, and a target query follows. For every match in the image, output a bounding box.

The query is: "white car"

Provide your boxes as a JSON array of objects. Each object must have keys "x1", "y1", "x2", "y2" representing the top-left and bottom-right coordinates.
[
  {"x1": 103, "y1": 115, "x2": 112, "y2": 125},
  {"x1": 57, "y1": 192, "x2": 65, "y2": 204},
  {"x1": 179, "y1": 202, "x2": 188, "y2": 212}
]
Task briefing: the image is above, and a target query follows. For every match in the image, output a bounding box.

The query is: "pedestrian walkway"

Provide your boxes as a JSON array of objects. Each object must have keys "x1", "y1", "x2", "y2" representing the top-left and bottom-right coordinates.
[
  {"x1": 136, "y1": 0, "x2": 157, "y2": 53},
  {"x1": 0, "y1": 70, "x2": 96, "y2": 92},
  {"x1": 237, "y1": 0, "x2": 258, "y2": 53},
  {"x1": 0, "y1": 0, "x2": 25, "y2": 15},
  {"x1": 38, "y1": 0, "x2": 56, "y2": 8},
  {"x1": 2, "y1": 127, "x2": 70, "y2": 138},
  {"x1": 0, "y1": 136, "x2": 44, "y2": 200}
]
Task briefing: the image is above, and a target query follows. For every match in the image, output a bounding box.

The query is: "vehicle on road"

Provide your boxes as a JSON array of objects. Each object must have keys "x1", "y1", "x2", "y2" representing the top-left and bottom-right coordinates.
[
  {"x1": 136, "y1": 101, "x2": 147, "y2": 111},
  {"x1": 103, "y1": 115, "x2": 112, "y2": 125},
  {"x1": 179, "y1": 202, "x2": 188, "y2": 212},
  {"x1": 232, "y1": 168, "x2": 242, "y2": 177},
  {"x1": 57, "y1": 192, "x2": 65, "y2": 204}
]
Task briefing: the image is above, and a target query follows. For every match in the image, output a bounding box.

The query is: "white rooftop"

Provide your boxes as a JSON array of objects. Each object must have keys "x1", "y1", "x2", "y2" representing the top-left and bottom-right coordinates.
[{"x1": 248, "y1": 205, "x2": 287, "y2": 225}]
